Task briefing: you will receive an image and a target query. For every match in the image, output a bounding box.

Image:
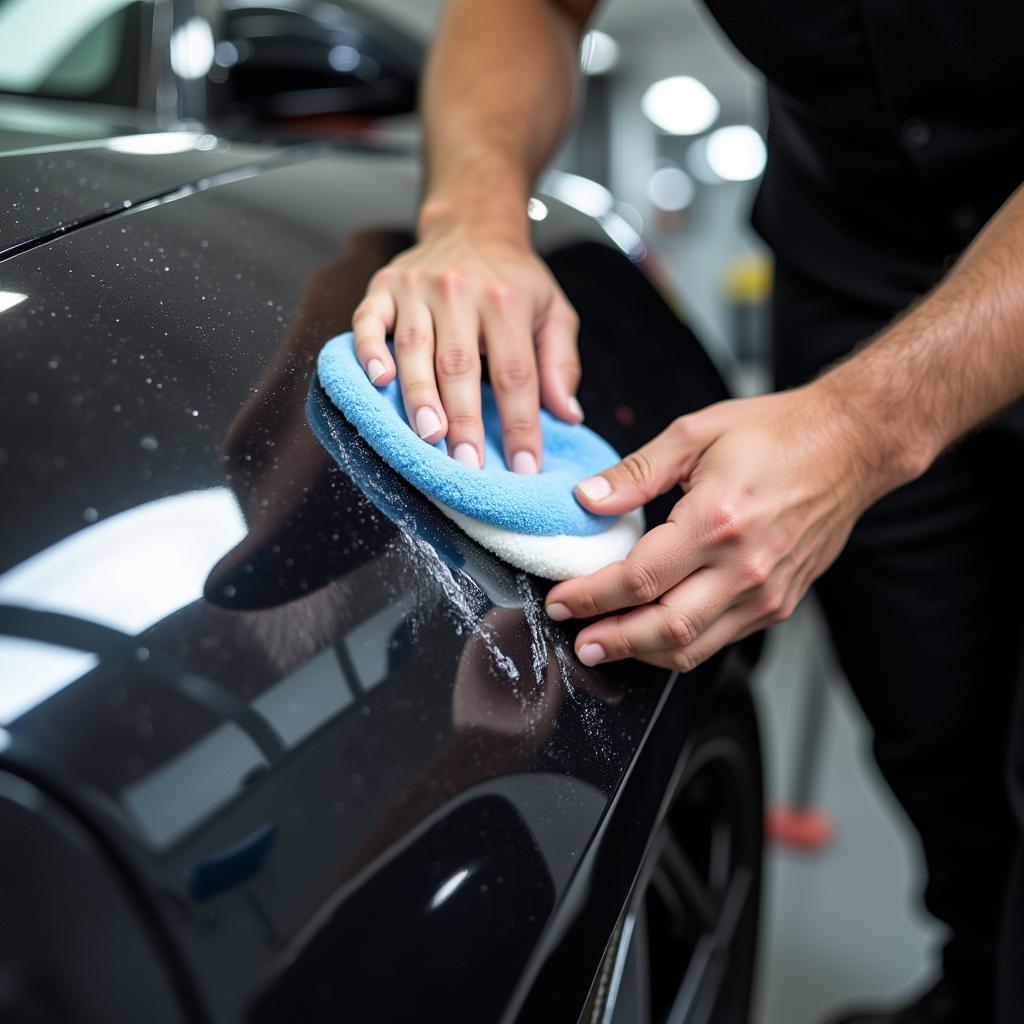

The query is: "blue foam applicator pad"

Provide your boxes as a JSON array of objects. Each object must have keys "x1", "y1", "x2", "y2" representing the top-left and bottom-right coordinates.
[{"x1": 316, "y1": 333, "x2": 618, "y2": 537}]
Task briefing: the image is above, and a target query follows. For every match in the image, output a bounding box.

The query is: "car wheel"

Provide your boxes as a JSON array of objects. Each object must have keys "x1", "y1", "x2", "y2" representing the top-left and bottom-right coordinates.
[{"x1": 586, "y1": 679, "x2": 763, "y2": 1024}]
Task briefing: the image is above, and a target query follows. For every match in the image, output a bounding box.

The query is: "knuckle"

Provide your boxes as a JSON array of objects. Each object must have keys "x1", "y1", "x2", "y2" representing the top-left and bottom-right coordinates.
[
  {"x1": 668, "y1": 415, "x2": 693, "y2": 444},
  {"x1": 708, "y1": 500, "x2": 744, "y2": 545},
  {"x1": 558, "y1": 356, "x2": 582, "y2": 383},
  {"x1": 778, "y1": 595, "x2": 800, "y2": 622},
  {"x1": 664, "y1": 608, "x2": 699, "y2": 648},
  {"x1": 623, "y1": 559, "x2": 660, "y2": 604},
  {"x1": 501, "y1": 416, "x2": 537, "y2": 442},
  {"x1": 758, "y1": 583, "x2": 787, "y2": 620},
  {"x1": 672, "y1": 649, "x2": 701, "y2": 674},
  {"x1": 403, "y1": 381, "x2": 437, "y2": 404},
  {"x1": 446, "y1": 411, "x2": 481, "y2": 431},
  {"x1": 369, "y1": 267, "x2": 393, "y2": 289},
  {"x1": 351, "y1": 303, "x2": 374, "y2": 326},
  {"x1": 613, "y1": 624, "x2": 637, "y2": 659},
  {"x1": 437, "y1": 345, "x2": 477, "y2": 379},
  {"x1": 493, "y1": 359, "x2": 535, "y2": 393},
  {"x1": 620, "y1": 451, "x2": 656, "y2": 493},
  {"x1": 739, "y1": 553, "x2": 772, "y2": 590},
  {"x1": 485, "y1": 281, "x2": 517, "y2": 310},
  {"x1": 394, "y1": 325, "x2": 429, "y2": 353},
  {"x1": 577, "y1": 589, "x2": 601, "y2": 618},
  {"x1": 399, "y1": 266, "x2": 424, "y2": 290},
  {"x1": 433, "y1": 267, "x2": 464, "y2": 298}
]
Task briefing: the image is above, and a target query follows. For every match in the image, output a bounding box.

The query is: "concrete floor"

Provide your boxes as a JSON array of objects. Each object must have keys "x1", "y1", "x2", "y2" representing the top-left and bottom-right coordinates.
[{"x1": 750, "y1": 599, "x2": 944, "y2": 1024}]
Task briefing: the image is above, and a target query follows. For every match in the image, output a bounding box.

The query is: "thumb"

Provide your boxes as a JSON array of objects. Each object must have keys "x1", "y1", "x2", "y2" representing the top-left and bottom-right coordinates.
[{"x1": 575, "y1": 413, "x2": 712, "y2": 515}]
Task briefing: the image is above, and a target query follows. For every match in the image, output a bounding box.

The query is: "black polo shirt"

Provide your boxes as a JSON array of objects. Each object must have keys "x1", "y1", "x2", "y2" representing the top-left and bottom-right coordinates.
[{"x1": 703, "y1": 1, "x2": 1024, "y2": 313}]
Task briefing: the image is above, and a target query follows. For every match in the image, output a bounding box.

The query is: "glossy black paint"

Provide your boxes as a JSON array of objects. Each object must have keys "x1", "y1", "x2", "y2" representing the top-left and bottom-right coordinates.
[{"x1": 0, "y1": 126, "x2": 748, "y2": 1023}]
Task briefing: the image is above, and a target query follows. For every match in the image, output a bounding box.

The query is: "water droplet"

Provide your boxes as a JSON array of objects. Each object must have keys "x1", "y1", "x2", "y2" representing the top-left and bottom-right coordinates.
[
  {"x1": 83, "y1": 506, "x2": 98, "y2": 522},
  {"x1": 134, "y1": 646, "x2": 150, "y2": 662},
  {"x1": 139, "y1": 434, "x2": 159, "y2": 451}
]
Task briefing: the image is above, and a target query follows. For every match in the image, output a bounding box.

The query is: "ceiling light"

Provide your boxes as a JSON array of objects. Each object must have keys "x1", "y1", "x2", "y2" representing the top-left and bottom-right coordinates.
[
  {"x1": 641, "y1": 76, "x2": 719, "y2": 135},
  {"x1": 329, "y1": 44, "x2": 361, "y2": 72},
  {"x1": 646, "y1": 166, "x2": 695, "y2": 211},
  {"x1": 705, "y1": 125, "x2": 766, "y2": 181},
  {"x1": 686, "y1": 136, "x2": 720, "y2": 184},
  {"x1": 580, "y1": 30, "x2": 619, "y2": 75},
  {"x1": 170, "y1": 17, "x2": 215, "y2": 80}
]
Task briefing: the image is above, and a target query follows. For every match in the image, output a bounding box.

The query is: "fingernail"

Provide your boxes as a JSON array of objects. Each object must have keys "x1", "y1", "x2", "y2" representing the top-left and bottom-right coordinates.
[
  {"x1": 568, "y1": 396, "x2": 584, "y2": 422},
  {"x1": 452, "y1": 442, "x2": 481, "y2": 468},
  {"x1": 545, "y1": 601, "x2": 571, "y2": 621},
  {"x1": 512, "y1": 450, "x2": 538, "y2": 475},
  {"x1": 578, "y1": 475, "x2": 612, "y2": 501},
  {"x1": 367, "y1": 357, "x2": 387, "y2": 384},
  {"x1": 415, "y1": 406, "x2": 442, "y2": 439},
  {"x1": 578, "y1": 642, "x2": 606, "y2": 667}
]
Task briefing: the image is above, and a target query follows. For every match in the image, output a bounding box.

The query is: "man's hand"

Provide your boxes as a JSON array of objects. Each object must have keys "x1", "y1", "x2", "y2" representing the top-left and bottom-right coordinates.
[
  {"x1": 544, "y1": 381, "x2": 910, "y2": 672},
  {"x1": 350, "y1": 219, "x2": 582, "y2": 474}
]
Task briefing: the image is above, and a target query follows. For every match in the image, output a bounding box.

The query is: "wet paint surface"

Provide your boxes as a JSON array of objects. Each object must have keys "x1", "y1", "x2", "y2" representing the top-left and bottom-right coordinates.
[
  {"x1": 0, "y1": 132, "x2": 741, "y2": 1019},
  {"x1": 0, "y1": 142, "x2": 732, "y2": 1022}
]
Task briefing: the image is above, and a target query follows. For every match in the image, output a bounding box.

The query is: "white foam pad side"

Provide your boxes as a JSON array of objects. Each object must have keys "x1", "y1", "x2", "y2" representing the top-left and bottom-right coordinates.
[{"x1": 432, "y1": 499, "x2": 645, "y2": 580}]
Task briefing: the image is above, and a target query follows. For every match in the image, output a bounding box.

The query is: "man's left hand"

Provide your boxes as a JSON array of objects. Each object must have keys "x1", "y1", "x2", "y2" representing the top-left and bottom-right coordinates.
[{"x1": 545, "y1": 382, "x2": 898, "y2": 672}]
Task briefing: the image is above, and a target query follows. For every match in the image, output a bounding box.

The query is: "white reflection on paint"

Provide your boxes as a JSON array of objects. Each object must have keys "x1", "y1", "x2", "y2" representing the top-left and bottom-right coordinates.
[
  {"x1": 0, "y1": 489, "x2": 246, "y2": 722},
  {"x1": 0, "y1": 640, "x2": 99, "y2": 725},
  {"x1": 429, "y1": 867, "x2": 472, "y2": 910},
  {"x1": 0, "y1": 292, "x2": 27, "y2": 314},
  {"x1": 107, "y1": 132, "x2": 202, "y2": 155},
  {"x1": 543, "y1": 172, "x2": 613, "y2": 218}
]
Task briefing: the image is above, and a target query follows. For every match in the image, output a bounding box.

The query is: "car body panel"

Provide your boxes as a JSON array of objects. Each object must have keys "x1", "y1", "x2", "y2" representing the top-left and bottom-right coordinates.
[{"x1": 0, "y1": 134, "x2": 737, "y2": 1022}]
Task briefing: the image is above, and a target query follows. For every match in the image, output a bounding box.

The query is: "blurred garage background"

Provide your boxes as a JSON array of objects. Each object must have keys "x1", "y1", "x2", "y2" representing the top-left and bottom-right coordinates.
[{"x1": 371, "y1": 2, "x2": 943, "y2": 1022}]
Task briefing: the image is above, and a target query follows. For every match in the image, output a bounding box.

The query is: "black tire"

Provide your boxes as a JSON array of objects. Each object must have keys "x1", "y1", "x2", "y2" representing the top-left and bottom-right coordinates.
[{"x1": 596, "y1": 672, "x2": 764, "y2": 1024}]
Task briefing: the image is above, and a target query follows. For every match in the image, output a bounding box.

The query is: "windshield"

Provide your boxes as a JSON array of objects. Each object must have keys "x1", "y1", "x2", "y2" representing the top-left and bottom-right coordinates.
[{"x1": 0, "y1": 0, "x2": 151, "y2": 108}]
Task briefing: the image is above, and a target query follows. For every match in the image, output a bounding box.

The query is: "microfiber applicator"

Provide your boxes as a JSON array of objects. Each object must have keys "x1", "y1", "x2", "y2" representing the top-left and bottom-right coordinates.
[{"x1": 316, "y1": 333, "x2": 643, "y2": 579}]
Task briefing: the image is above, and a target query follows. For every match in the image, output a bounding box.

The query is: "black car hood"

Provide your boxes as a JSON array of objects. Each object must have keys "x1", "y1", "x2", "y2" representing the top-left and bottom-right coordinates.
[{"x1": 0, "y1": 112, "x2": 291, "y2": 258}]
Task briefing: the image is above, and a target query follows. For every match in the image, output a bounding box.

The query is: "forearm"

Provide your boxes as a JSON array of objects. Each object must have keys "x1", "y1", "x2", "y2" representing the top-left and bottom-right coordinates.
[
  {"x1": 418, "y1": 0, "x2": 591, "y2": 242},
  {"x1": 821, "y1": 182, "x2": 1024, "y2": 490}
]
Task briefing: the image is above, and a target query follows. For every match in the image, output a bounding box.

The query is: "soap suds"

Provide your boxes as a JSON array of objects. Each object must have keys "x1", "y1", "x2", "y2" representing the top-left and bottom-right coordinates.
[
  {"x1": 516, "y1": 572, "x2": 550, "y2": 687},
  {"x1": 396, "y1": 529, "x2": 520, "y2": 682}
]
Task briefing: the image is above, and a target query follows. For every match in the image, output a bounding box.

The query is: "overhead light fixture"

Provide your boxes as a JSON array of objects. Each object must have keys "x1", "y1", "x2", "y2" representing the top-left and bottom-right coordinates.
[
  {"x1": 641, "y1": 76, "x2": 719, "y2": 135},
  {"x1": 705, "y1": 125, "x2": 766, "y2": 181},
  {"x1": 580, "y1": 30, "x2": 619, "y2": 75},
  {"x1": 329, "y1": 44, "x2": 361, "y2": 72},
  {"x1": 686, "y1": 136, "x2": 720, "y2": 184},
  {"x1": 646, "y1": 165, "x2": 695, "y2": 211},
  {"x1": 170, "y1": 16, "x2": 215, "y2": 80}
]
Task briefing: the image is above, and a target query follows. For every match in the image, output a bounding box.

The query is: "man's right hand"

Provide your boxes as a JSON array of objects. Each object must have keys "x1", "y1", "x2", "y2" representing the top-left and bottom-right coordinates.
[{"x1": 350, "y1": 218, "x2": 583, "y2": 474}]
